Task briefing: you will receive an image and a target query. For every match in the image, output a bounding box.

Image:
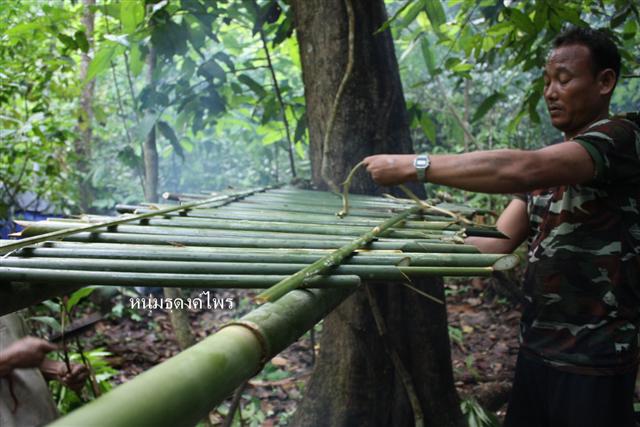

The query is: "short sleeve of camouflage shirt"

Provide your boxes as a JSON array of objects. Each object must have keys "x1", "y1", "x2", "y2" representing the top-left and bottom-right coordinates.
[{"x1": 572, "y1": 114, "x2": 640, "y2": 186}]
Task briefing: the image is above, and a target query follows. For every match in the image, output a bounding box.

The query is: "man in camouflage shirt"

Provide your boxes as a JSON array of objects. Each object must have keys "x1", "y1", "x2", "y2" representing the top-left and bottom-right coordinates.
[{"x1": 363, "y1": 26, "x2": 640, "y2": 427}]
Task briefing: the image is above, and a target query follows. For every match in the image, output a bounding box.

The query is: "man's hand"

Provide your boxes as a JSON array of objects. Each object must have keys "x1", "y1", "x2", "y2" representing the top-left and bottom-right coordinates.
[
  {"x1": 0, "y1": 337, "x2": 58, "y2": 376},
  {"x1": 362, "y1": 154, "x2": 417, "y2": 186},
  {"x1": 41, "y1": 359, "x2": 89, "y2": 393}
]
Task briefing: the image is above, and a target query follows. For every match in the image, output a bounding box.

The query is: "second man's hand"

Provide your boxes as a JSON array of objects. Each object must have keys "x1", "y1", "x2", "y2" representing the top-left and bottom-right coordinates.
[{"x1": 362, "y1": 154, "x2": 418, "y2": 186}]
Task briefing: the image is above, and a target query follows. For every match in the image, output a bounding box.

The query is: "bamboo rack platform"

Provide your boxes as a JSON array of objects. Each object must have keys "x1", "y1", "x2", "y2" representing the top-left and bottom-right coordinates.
[
  {"x1": 0, "y1": 186, "x2": 520, "y2": 427},
  {"x1": 0, "y1": 186, "x2": 517, "y2": 314}
]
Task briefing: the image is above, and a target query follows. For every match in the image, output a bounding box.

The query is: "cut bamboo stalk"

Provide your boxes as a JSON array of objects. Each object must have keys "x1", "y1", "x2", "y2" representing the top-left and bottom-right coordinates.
[
  {"x1": 0, "y1": 257, "x2": 517, "y2": 277},
  {"x1": 0, "y1": 267, "x2": 361, "y2": 289},
  {"x1": 256, "y1": 206, "x2": 421, "y2": 303},
  {"x1": 11, "y1": 245, "x2": 515, "y2": 268},
  {"x1": 15, "y1": 220, "x2": 457, "y2": 241},
  {"x1": 0, "y1": 187, "x2": 269, "y2": 255},
  {"x1": 48, "y1": 287, "x2": 353, "y2": 427},
  {"x1": 4, "y1": 232, "x2": 476, "y2": 252}
]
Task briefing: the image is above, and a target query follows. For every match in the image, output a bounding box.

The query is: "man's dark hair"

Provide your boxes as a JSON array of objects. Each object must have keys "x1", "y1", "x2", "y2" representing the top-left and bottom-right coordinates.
[{"x1": 553, "y1": 26, "x2": 621, "y2": 82}]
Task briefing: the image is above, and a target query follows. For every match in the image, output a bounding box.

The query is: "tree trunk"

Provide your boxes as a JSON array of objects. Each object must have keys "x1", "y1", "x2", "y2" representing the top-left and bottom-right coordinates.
[
  {"x1": 290, "y1": 1, "x2": 464, "y2": 426},
  {"x1": 76, "y1": 0, "x2": 95, "y2": 212},
  {"x1": 142, "y1": 47, "x2": 159, "y2": 203}
]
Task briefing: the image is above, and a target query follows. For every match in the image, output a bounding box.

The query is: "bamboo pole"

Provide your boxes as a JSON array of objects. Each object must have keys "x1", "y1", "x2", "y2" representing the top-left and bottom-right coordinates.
[
  {"x1": 11, "y1": 245, "x2": 515, "y2": 268},
  {"x1": 256, "y1": 206, "x2": 422, "y2": 303},
  {"x1": 0, "y1": 267, "x2": 361, "y2": 289},
  {"x1": 48, "y1": 287, "x2": 353, "y2": 427},
  {"x1": 44, "y1": 214, "x2": 503, "y2": 238},
  {"x1": 0, "y1": 187, "x2": 270, "y2": 255},
  {"x1": 15, "y1": 220, "x2": 458, "y2": 242},
  {"x1": 4, "y1": 232, "x2": 477, "y2": 252},
  {"x1": 0, "y1": 257, "x2": 516, "y2": 277}
]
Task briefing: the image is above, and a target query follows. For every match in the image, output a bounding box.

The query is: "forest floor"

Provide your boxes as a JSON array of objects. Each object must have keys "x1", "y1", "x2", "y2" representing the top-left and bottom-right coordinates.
[{"x1": 71, "y1": 278, "x2": 521, "y2": 426}]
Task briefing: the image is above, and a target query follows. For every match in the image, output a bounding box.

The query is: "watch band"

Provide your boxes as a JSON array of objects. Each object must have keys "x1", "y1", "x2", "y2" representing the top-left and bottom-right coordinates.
[{"x1": 414, "y1": 154, "x2": 431, "y2": 182}]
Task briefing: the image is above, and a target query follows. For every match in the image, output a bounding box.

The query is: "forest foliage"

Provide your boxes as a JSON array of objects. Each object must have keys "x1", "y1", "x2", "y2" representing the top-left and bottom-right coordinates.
[{"x1": 1, "y1": 0, "x2": 638, "y2": 216}]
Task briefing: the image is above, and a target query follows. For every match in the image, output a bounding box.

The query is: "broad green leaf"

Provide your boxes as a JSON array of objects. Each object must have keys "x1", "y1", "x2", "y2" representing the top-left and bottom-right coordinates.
[
  {"x1": 420, "y1": 113, "x2": 437, "y2": 143},
  {"x1": 420, "y1": 37, "x2": 437, "y2": 76},
  {"x1": 57, "y1": 33, "x2": 77, "y2": 50},
  {"x1": 198, "y1": 58, "x2": 226, "y2": 83},
  {"x1": 84, "y1": 45, "x2": 117, "y2": 85},
  {"x1": 294, "y1": 112, "x2": 307, "y2": 143},
  {"x1": 451, "y1": 62, "x2": 473, "y2": 72},
  {"x1": 471, "y1": 92, "x2": 505, "y2": 123},
  {"x1": 238, "y1": 74, "x2": 267, "y2": 98},
  {"x1": 129, "y1": 43, "x2": 145, "y2": 77},
  {"x1": 120, "y1": 0, "x2": 145, "y2": 34},
  {"x1": 507, "y1": 8, "x2": 535, "y2": 34},
  {"x1": 66, "y1": 286, "x2": 96, "y2": 312},
  {"x1": 157, "y1": 121, "x2": 184, "y2": 158},
  {"x1": 75, "y1": 30, "x2": 89, "y2": 53},
  {"x1": 104, "y1": 34, "x2": 130, "y2": 48},
  {"x1": 5, "y1": 22, "x2": 40, "y2": 37},
  {"x1": 29, "y1": 316, "x2": 62, "y2": 332},
  {"x1": 376, "y1": 0, "x2": 417, "y2": 33},
  {"x1": 423, "y1": 0, "x2": 447, "y2": 34},
  {"x1": 295, "y1": 141, "x2": 305, "y2": 159},
  {"x1": 136, "y1": 111, "x2": 160, "y2": 140}
]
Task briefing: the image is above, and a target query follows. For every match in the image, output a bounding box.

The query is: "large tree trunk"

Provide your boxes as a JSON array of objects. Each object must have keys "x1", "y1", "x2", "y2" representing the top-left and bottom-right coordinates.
[
  {"x1": 290, "y1": 1, "x2": 465, "y2": 426},
  {"x1": 76, "y1": 0, "x2": 95, "y2": 212}
]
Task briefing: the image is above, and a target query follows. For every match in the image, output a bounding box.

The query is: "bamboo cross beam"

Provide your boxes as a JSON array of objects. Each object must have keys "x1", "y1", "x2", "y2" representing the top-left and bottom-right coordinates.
[
  {"x1": 0, "y1": 187, "x2": 270, "y2": 255},
  {"x1": 256, "y1": 206, "x2": 422, "y2": 303}
]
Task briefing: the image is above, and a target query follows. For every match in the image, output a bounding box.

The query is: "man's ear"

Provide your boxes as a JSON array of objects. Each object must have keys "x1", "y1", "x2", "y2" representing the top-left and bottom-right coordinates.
[{"x1": 598, "y1": 68, "x2": 617, "y2": 96}]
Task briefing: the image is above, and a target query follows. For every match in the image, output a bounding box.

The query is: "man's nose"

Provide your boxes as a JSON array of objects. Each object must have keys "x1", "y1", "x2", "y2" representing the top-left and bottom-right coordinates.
[{"x1": 544, "y1": 82, "x2": 558, "y2": 100}]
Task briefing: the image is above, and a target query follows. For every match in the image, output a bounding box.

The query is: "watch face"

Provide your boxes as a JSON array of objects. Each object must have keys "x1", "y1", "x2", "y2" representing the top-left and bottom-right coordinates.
[{"x1": 416, "y1": 159, "x2": 427, "y2": 167}]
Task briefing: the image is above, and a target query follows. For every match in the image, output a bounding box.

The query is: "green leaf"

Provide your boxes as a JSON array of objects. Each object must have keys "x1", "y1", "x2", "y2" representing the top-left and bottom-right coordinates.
[
  {"x1": 129, "y1": 43, "x2": 145, "y2": 77},
  {"x1": 237, "y1": 74, "x2": 267, "y2": 98},
  {"x1": 420, "y1": 113, "x2": 436, "y2": 142},
  {"x1": 84, "y1": 45, "x2": 117, "y2": 85},
  {"x1": 423, "y1": 0, "x2": 447, "y2": 33},
  {"x1": 120, "y1": 0, "x2": 145, "y2": 34},
  {"x1": 29, "y1": 316, "x2": 62, "y2": 332},
  {"x1": 157, "y1": 121, "x2": 184, "y2": 159},
  {"x1": 57, "y1": 33, "x2": 78, "y2": 50},
  {"x1": 136, "y1": 111, "x2": 160, "y2": 140},
  {"x1": 66, "y1": 287, "x2": 96, "y2": 312},
  {"x1": 198, "y1": 58, "x2": 226, "y2": 83},
  {"x1": 294, "y1": 112, "x2": 307, "y2": 143},
  {"x1": 420, "y1": 37, "x2": 437, "y2": 76},
  {"x1": 471, "y1": 92, "x2": 505, "y2": 123},
  {"x1": 376, "y1": 0, "x2": 417, "y2": 33},
  {"x1": 75, "y1": 31, "x2": 89, "y2": 53},
  {"x1": 507, "y1": 8, "x2": 535, "y2": 34}
]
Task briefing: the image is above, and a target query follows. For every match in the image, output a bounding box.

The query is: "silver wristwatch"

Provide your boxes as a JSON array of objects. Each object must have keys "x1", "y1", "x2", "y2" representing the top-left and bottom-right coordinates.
[{"x1": 414, "y1": 154, "x2": 431, "y2": 182}]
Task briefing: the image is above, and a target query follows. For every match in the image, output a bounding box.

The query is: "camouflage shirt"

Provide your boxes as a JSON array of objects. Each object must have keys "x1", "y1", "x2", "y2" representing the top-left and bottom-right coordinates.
[{"x1": 519, "y1": 113, "x2": 640, "y2": 375}]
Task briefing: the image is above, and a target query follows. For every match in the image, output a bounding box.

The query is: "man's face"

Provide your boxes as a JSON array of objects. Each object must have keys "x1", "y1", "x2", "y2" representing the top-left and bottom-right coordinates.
[{"x1": 543, "y1": 44, "x2": 607, "y2": 137}]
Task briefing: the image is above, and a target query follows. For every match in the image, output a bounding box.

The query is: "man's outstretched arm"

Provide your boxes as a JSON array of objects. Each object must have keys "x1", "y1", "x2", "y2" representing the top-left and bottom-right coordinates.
[{"x1": 362, "y1": 141, "x2": 595, "y2": 193}]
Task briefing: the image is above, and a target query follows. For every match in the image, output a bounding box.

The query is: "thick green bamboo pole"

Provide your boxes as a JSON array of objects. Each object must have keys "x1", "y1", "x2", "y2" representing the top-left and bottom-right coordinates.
[
  {"x1": 12, "y1": 245, "x2": 514, "y2": 268},
  {"x1": 0, "y1": 257, "x2": 517, "y2": 277},
  {"x1": 47, "y1": 214, "x2": 502, "y2": 238},
  {"x1": 6, "y1": 232, "x2": 477, "y2": 252},
  {"x1": 0, "y1": 187, "x2": 269, "y2": 255},
  {"x1": 16, "y1": 220, "x2": 456, "y2": 242},
  {"x1": 256, "y1": 206, "x2": 422, "y2": 303},
  {"x1": 0, "y1": 267, "x2": 361, "y2": 289},
  {"x1": 48, "y1": 287, "x2": 353, "y2": 427}
]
